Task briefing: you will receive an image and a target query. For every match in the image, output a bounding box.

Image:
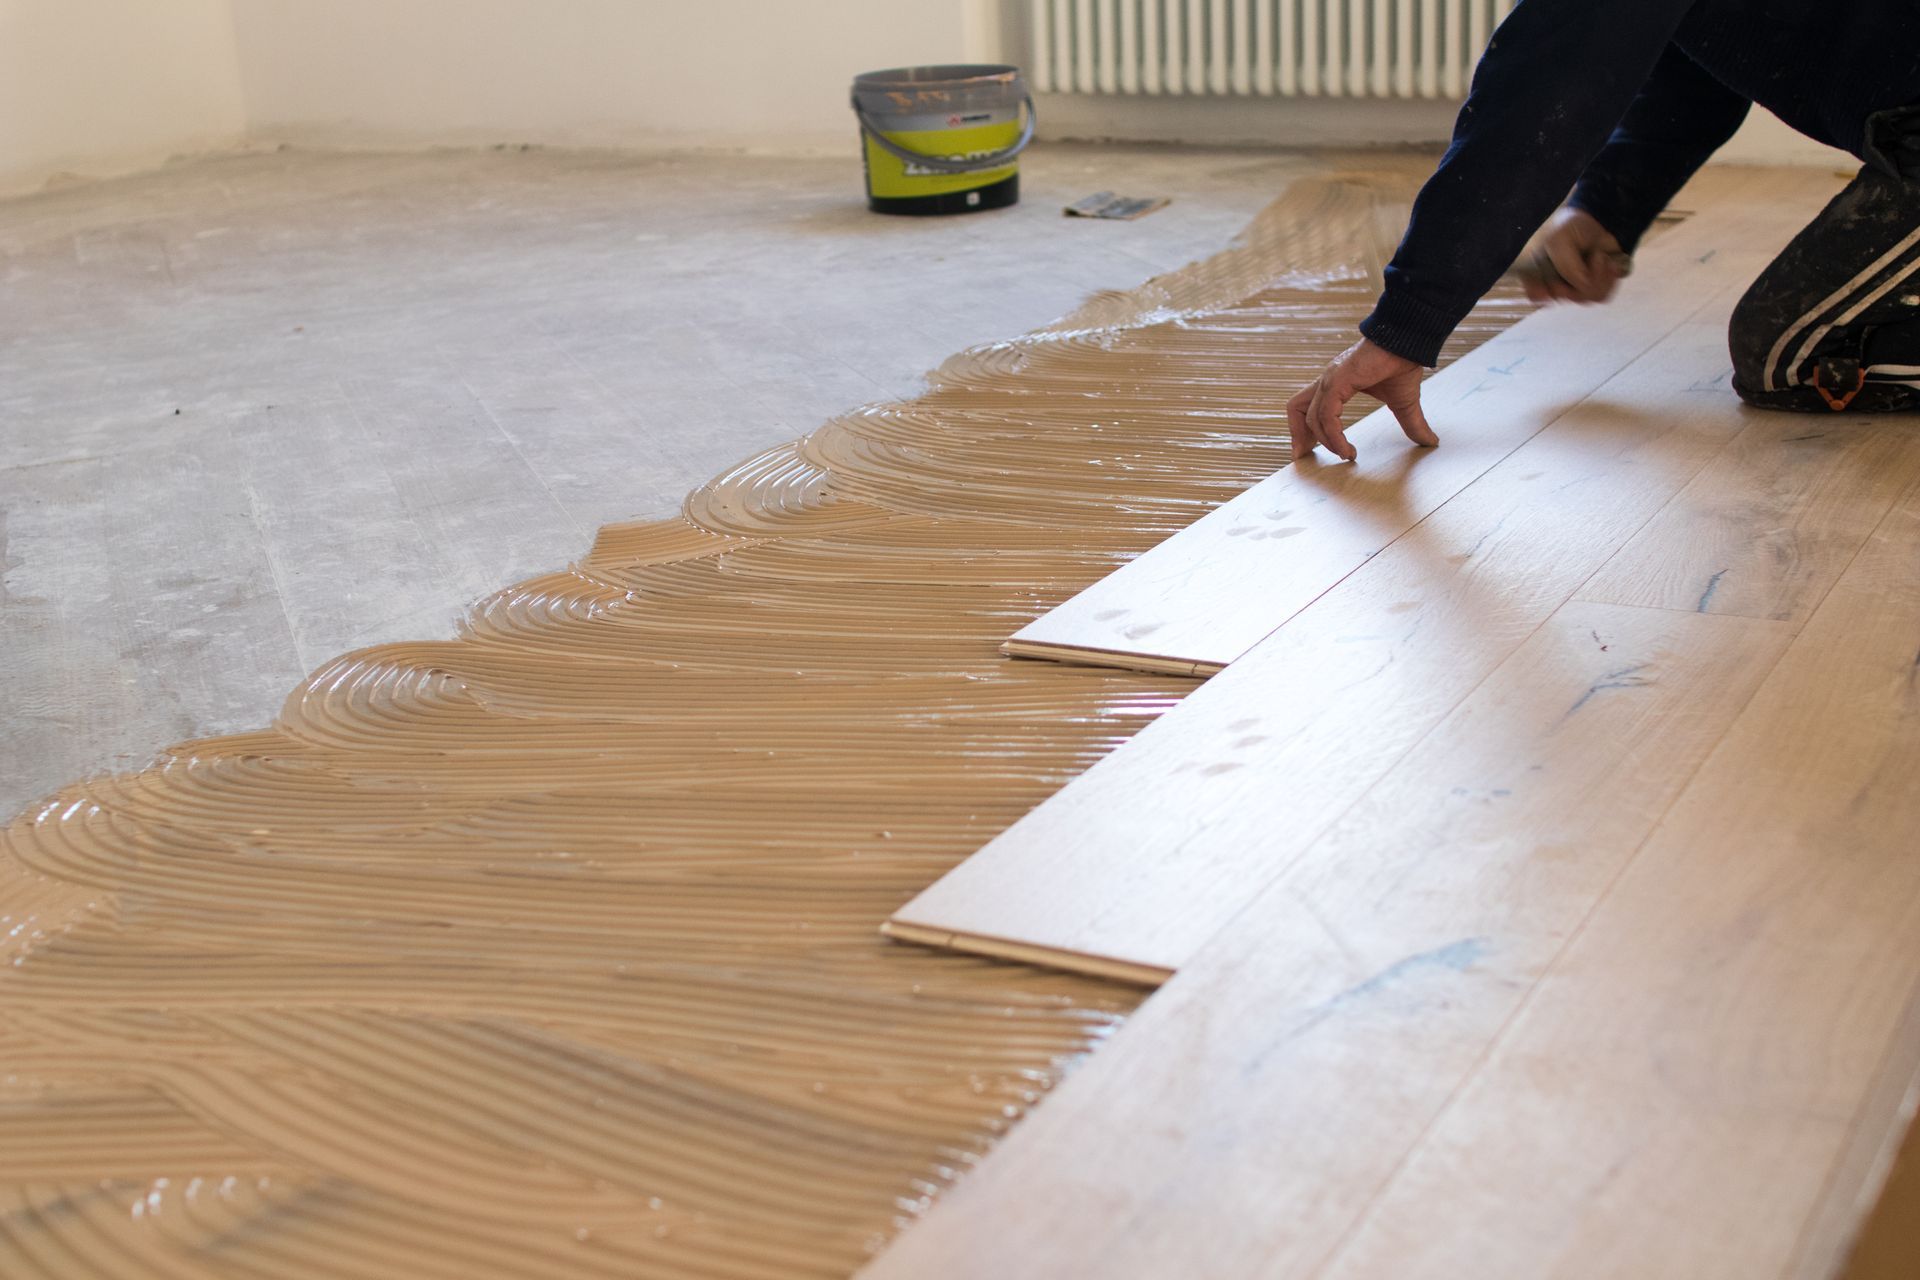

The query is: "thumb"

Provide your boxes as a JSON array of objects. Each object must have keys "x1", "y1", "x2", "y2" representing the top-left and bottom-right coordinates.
[{"x1": 1548, "y1": 230, "x2": 1603, "y2": 297}]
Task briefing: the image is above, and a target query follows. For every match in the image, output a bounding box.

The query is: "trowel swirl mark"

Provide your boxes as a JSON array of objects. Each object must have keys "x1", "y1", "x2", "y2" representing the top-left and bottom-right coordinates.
[{"x1": 0, "y1": 172, "x2": 1528, "y2": 1278}]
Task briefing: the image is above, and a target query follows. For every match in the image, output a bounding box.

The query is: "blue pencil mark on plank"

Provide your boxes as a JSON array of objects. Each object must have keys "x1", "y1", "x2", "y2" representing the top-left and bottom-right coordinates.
[
  {"x1": 1696, "y1": 568, "x2": 1728, "y2": 612},
  {"x1": 1326, "y1": 938, "x2": 1488, "y2": 1007},
  {"x1": 1565, "y1": 662, "x2": 1653, "y2": 718},
  {"x1": 1242, "y1": 938, "x2": 1491, "y2": 1076},
  {"x1": 1686, "y1": 368, "x2": 1733, "y2": 392}
]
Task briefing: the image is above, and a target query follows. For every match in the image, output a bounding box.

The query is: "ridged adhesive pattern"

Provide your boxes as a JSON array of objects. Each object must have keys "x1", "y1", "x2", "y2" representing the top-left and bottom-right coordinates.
[{"x1": 0, "y1": 175, "x2": 1527, "y2": 1278}]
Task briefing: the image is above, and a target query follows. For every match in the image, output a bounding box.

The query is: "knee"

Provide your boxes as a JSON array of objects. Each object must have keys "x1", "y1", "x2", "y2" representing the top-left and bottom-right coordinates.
[{"x1": 1727, "y1": 280, "x2": 1778, "y2": 395}]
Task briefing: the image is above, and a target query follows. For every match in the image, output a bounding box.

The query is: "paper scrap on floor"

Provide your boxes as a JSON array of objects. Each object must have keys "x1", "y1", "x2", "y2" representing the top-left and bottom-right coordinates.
[{"x1": 1065, "y1": 191, "x2": 1171, "y2": 220}]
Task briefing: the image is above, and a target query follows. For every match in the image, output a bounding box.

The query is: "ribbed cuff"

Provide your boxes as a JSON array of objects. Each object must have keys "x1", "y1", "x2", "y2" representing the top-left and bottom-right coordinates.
[{"x1": 1359, "y1": 286, "x2": 1469, "y2": 368}]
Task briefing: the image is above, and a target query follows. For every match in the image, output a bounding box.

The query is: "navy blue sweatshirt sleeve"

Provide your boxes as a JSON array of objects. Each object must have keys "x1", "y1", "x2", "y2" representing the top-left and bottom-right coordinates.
[
  {"x1": 1570, "y1": 45, "x2": 1752, "y2": 252},
  {"x1": 1360, "y1": 0, "x2": 1698, "y2": 367}
]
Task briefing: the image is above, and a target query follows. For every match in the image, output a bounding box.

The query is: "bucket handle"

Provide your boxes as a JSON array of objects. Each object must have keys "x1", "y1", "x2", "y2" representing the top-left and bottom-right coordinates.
[{"x1": 852, "y1": 96, "x2": 1036, "y2": 174}]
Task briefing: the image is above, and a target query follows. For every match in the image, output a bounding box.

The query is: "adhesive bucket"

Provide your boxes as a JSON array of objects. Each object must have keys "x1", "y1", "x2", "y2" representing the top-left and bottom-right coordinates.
[{"x1": 851, "y1": 64, "x2": 1034, "y2": 215}]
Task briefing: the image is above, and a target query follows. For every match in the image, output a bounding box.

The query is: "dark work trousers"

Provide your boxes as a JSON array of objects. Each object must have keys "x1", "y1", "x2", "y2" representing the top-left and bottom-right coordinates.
[{"x1": 1730, "y1": 105, "x2": 1920, "y2": 413}]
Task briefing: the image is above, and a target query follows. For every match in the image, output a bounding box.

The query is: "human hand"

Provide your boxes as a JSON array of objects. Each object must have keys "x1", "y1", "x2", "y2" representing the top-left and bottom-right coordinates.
[
  {"x1": 1286, "y1": 337, "x2": 1434, "y2": 463},
  {"x1": 1520, "y1": 206, "x2": 1629, "y2": 305}
]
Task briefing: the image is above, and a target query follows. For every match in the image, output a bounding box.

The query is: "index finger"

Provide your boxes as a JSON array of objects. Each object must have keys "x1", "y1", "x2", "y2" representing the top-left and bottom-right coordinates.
[{"x1": 1311, "y1": 379, "x2": 1356, "y2": 462}]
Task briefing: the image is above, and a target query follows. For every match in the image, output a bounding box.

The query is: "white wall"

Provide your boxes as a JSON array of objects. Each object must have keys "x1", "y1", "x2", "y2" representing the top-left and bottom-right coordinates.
[
  {"x1": 0, "y1": 0, "x2": 1854, "y2": 199},
  {"x1": 230, "y1": 0, "x2": 1004, "y2": 155},
  {"x1": 0, "y1": 0, "x2": 246, "y2": 196},
  {"x1": 1720, "y1": 108, "x2": 1854, "y2": 169}
]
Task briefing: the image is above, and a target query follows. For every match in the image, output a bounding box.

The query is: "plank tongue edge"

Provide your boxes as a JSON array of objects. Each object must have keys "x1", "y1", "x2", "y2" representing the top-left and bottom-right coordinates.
[{"x1": 879, "y1": 921, "x2": 1173, "y2": 988}]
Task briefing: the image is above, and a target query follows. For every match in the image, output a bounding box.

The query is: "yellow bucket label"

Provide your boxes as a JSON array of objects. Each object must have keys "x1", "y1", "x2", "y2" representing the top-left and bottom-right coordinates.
[{"x1": 864, "y1": 119, "x2": 1020, "y2": 200}]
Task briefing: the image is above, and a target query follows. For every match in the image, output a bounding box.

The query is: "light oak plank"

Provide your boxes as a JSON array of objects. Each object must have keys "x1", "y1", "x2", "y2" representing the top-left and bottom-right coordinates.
[
  {"x1": 894, "y1": 319, "x2": 1765, "y2": 974},
  {"x1": 1007, "y1": 168, "x2": 1845, "y2": 673},
  {"x1": 867, "y1": 597, "x2": 1798, "y2": 1280},
  {"x1": 1578, "y1": 411, "x2": 1920, "y2": 622},
  {"x1": 1834, "y1": 1072, "x2": 1920, "y2": 1280},
  {"x1": 1807, "y1": 985, "x2": 1920, "y2": 1280},
  {"x1": 1315, "y1": 483, "x2": 1920, "y2": 1280}
]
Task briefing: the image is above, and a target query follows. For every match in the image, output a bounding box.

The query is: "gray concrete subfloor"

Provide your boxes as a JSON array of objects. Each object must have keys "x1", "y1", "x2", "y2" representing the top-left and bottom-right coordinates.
[{"x1": 0, "y1": 141, "x2": 1393, "y2": 819}]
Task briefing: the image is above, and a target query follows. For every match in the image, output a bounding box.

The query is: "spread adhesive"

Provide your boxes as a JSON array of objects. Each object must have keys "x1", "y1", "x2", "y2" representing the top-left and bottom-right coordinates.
[{"x1": 0, "y1": 172, "x2": 1528, "y2": 1278}]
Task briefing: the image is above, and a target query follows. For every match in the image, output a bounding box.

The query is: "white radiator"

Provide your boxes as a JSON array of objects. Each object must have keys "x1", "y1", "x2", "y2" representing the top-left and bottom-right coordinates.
[{"x1": 1030, "y1": 0, "x2": 1515, "y2": 98}]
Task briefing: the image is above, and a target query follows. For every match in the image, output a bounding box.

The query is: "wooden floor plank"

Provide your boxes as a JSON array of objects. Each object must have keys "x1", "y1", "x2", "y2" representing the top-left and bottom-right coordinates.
[
  {"x1": 1577, "y1": 410, "x2": 1920, "y2": 622},
  {"x1": 892, "y1": 318, "x2": 1769, "y2": 975},
  {"x1": 1005, "y1": 168, "x2": 1844, "y2": 674},
  {"x1": 1805, "y1": 982, "x2": 1920, "y2": 1280},
  {"x1": 1314, "y1": 483, "x2": 1920, "y2": 1280},
  {"x1": 867, "y1": 596, "x2": 1799, "y2": 1280},
  {"x1": 1834, "y1": 1055, "x2": 1920, "y2": 1280},
  {"x1": 868, "y1": 165, "x2": 1920, "y2": 1280}
]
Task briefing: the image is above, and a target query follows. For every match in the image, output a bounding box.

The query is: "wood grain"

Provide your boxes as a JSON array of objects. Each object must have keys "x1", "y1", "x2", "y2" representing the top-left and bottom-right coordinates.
[
  {"x1": 1578, "y1": 411, "x2": 1920, "y2": 622},
  {"x1": 1835, "y1": 1054, "x2": 1920, "y2": 1280},
  {"x1": 867, "y1": 596, "x2": 1800, "y2": 1280},
  {"x1": 1806, "y1": 981, "x2": 1920, "y2": 1280},
  {"x1": 1006, "y1": 167, "x2": 1844, "y2": 674},
  {"x1": 867, "y1": 166, "x2": 1920, "y2": 1280},
  {"x1": 892, "y1": 319, "x2": 1766, "y2": 974},
  {"x1": 1316, "y1": 483, "x2": 1920, "y2": 1280}
]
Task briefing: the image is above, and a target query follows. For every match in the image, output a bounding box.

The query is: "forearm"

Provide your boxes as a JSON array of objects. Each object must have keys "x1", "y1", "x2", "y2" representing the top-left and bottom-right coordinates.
[
  {"x1": 1361, "y1": 0, "x2": 1694, "y2": 365},
  {"x1": 1571, "y1": 46, "x2": 1752, "y2": 251}
]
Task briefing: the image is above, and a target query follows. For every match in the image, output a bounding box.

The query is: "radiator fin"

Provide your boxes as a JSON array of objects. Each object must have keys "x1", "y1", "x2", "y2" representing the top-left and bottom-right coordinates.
[{"x1": 1031, "y1": 0, "x2": 1514, "y2": 97}]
